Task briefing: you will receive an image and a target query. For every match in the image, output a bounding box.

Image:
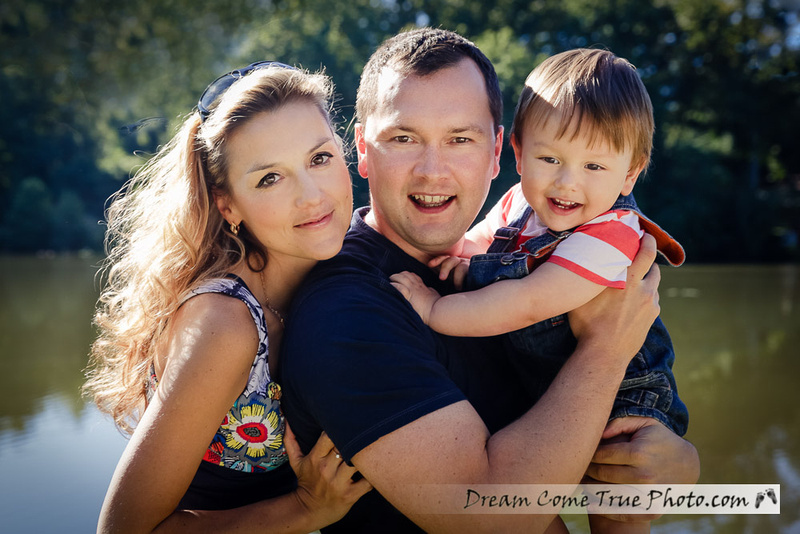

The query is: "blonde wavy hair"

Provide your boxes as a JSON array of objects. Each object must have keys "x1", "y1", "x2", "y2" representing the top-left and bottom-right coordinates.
[{"x1": 84, "y1": 65, "x2": 336, "y2": 434}]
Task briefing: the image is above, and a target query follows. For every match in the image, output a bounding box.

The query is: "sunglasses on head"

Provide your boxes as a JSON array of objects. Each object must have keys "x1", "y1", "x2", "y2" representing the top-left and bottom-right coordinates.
[{"x1": 197, "y1": 60, "x2": 298, "y2": 122}]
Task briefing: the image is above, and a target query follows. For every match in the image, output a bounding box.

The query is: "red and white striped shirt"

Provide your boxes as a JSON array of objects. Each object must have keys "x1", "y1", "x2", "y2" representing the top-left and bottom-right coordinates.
[{"x1": 479, "y1": 184, "x2": 643, "y2": 289}]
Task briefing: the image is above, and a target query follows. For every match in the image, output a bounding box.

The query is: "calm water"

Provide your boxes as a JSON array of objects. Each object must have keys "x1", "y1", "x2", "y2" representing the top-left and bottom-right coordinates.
[{"x1": 0, "y1": 256, "x2": 798, "y2": 533}]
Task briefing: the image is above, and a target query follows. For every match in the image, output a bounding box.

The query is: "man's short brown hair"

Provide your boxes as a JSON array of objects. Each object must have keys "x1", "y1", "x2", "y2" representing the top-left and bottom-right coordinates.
[{"x1": 356, "y1": 27, "x2": 503, "y2": 135}]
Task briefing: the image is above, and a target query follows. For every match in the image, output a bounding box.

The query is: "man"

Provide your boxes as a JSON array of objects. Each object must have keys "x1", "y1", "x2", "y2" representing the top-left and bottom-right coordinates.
[{"x1": 281, "y1": 28, "x2": 699, "y2": 532}]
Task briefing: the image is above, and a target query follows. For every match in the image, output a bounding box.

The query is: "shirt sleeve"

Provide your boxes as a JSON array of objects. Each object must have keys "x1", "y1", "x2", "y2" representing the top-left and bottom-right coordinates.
[
  {"x1": 279, "y1": 273, "x2": 465, "y2": 461},
  {"x1": 469, "y1": 183, "x2": 528, "y2": 243},
  {"x1": 546, "y1": 210, "x2": 643, "y2": 289}
]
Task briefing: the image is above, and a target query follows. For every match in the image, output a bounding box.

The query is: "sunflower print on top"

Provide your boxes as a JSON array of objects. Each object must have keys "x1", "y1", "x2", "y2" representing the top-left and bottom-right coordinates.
[{"x1": 147, "y1": 276, "x2": 287, "y2": 473}]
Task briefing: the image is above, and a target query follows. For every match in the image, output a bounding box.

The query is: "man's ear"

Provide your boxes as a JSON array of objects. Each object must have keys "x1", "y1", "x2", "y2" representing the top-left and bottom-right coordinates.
[
  {"x1": 510, "y1": 132, "x2": 523, "y2": 176},
  {"x1": 492, "y1": 126, "x2": 504, "y2": 180},
  {"x1": 354, "y1": 123, "x2": 369, "y2": 179},
  {"x1": 622, "y1": 159, "x2": 646, "y2": 196}
]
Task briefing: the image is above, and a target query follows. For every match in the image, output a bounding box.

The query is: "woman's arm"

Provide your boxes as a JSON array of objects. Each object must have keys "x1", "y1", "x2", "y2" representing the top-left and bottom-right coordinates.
[
  {"x1": 391, "y1": 261, "x2": 605, "y2": 337},
  {"x1": 97, "y1": 295, "x2": 369, "y2": 533},
  {"x1": 155, "y1": 426, "x2": 371, "y2": 533}
]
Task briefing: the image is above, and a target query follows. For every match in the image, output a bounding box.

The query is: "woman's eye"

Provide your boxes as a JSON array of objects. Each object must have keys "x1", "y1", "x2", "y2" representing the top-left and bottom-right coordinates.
[
  {"x1": 258, "y1": 173, "x2": 281, "y2": 187},
  {"x1": 311, "y1": 152, "x2": 333, "y2": 166}
]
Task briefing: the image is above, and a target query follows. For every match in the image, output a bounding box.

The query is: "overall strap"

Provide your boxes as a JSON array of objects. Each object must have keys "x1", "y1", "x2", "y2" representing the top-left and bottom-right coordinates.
[{"x1": 486, "y1": 203, "x2": 533, "y2": 253}]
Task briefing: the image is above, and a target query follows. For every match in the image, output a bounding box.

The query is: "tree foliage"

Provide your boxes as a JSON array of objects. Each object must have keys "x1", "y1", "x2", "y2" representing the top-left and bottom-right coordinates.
[{"x1": 1, "y1": 0, "x2": 798, "y2": 261}]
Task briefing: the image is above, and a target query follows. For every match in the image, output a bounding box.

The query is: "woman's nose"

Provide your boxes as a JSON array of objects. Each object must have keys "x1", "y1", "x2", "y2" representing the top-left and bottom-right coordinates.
[{"x1": 295, "y1": 172, "x2": 325, "y2": 207}]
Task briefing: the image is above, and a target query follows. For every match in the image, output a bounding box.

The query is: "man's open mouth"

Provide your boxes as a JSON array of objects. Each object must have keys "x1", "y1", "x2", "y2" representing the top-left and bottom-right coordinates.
[{"x1": 410, "y1": 194, "x2": 454, "y2": 208}]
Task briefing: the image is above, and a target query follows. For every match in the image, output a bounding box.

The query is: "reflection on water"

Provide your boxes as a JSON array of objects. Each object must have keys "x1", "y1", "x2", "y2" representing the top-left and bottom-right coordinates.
[
  {"x1": 653, "y1": 265, "x2": 800, "y2": 534},
  {"x1": 0, "y1": 257, "x2": 798, "y2": 533},
  {"x1": 0, "y1": 255, "x2": 128, "y2": 533},
  {"x1": 0, "y1": 394, "x2": 127, "y2": 533}
]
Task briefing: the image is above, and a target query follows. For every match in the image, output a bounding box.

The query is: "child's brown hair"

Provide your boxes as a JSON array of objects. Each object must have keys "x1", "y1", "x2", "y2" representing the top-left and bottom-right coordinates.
[{"x1": 511, "y1": 48, "x2": 654, "y2": 171}]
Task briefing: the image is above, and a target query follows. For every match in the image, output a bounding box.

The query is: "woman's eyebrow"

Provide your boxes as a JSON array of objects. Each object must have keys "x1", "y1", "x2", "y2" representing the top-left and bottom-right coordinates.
[{"x1": 245, "y1": 136, "x2": 333, "y2": 174}]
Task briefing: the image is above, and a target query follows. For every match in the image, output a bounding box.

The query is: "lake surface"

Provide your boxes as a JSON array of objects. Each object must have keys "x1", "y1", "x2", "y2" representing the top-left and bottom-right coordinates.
[{"x1": 0, "y1": 256, "x2": 798, "y2": 533}]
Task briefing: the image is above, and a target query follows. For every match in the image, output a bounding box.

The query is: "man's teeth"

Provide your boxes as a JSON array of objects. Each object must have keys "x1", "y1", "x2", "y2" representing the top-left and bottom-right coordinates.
[
  {"x1": 412, "y1": 194, "x2": 451, "y2": 207},
  {"x1": 552, "y1": 198, "x2": 579, "y2": 209}
]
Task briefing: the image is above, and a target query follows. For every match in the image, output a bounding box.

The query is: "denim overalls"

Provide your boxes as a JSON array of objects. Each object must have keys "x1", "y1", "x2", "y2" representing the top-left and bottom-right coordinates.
[{"x1": 467, "y1": 194, "x2": 689, "y2": 435}]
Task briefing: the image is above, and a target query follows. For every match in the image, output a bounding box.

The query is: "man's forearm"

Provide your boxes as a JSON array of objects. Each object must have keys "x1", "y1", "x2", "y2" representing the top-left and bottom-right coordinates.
[
  {"x1": 485, "y1": 340, "x2": 629, "y2": 485},
  {"x1": 367, "y1": 342, "x2": 633, "y2": 534}
]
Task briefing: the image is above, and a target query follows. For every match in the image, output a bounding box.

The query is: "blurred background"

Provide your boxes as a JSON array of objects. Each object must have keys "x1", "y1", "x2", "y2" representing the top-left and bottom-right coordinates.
[{"x1": 1, "y1": 0, "x2": 798, "y2": 532}]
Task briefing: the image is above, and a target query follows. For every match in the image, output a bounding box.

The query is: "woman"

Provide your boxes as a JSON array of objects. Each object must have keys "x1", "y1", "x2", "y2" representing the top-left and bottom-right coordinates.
[{"x1": 84, "y1": 61, "x2": 370, "y2": 532}]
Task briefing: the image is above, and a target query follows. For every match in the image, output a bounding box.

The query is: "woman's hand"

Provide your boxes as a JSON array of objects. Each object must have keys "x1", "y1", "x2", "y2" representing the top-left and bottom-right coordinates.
[{"x1": 286, "y1": 423, "x2": 373, "y2": 528}]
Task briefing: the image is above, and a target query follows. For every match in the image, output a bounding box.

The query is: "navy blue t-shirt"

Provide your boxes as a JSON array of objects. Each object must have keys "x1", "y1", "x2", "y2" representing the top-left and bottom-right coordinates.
[{"x1": 280, "y1": 208, "x2": 532, "y2": 532}]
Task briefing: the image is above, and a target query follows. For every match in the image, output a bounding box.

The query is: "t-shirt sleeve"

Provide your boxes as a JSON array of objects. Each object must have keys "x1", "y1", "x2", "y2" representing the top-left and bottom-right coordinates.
[
  {"x1": 280, "y1": 273, "x2": 466, "y2": 461},
  {"x1": 546, "y1": 210, "x2": 643, "y2": 289},
  {"x1": 469, "y1": 183, "x2": 528, "y2": 243}
]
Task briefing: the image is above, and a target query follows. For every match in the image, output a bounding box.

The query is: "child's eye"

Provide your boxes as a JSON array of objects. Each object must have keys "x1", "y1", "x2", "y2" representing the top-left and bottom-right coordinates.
[
  {"x1": 311, "y1": 152, "x2": 333, "y2": 166},
  {"x1": 539, "y1": 156, "x2": 559, "y2": 164},
  {"x1": 258, "y1": 173, "x2": 281, "y2": 187},
  {"x1": 585, "y1": 163, "x2": 605, "y2": 171}
]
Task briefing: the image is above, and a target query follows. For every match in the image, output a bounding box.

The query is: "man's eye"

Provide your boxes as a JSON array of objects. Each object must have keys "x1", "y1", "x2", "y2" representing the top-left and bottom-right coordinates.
[
  {"x1": 394, "y1": 135, "x2": 412, "y2": 143},
  {"x1": 453, "y1": 137, "x2": 470, "y2": 144}
]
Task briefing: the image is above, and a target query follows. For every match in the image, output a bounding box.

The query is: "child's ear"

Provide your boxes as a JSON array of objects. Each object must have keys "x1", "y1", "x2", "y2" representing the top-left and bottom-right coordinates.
[
  {"x1": 622, "y1": 160, "x2": 646, "y2": 196},
  {"x1": 510, "y1": 133, "x2": 523, "y2": 176}
]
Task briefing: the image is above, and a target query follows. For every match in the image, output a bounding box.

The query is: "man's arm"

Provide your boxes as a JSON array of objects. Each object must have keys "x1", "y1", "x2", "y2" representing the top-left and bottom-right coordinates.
[{"x1": 352, "y1": 236, "x2": 663, "y2": 533}]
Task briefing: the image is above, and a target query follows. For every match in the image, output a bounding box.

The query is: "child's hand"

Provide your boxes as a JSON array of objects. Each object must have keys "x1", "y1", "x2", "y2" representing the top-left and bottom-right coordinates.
[
  {"x1": 389, "y1": 271, "x2": 442, "y2": 325},
  {"x1": 428, "y1": 255, "x2": 470, "y2": 290}
]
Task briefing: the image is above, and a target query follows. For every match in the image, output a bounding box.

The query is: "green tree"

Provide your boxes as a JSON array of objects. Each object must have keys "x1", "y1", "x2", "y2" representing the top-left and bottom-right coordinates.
[
  {"x1": 1, "y1": 0, "x2": 797, "y2": 260},
  {"x1": 1, "y1": 177, "x2": 53, "y2": 252}
]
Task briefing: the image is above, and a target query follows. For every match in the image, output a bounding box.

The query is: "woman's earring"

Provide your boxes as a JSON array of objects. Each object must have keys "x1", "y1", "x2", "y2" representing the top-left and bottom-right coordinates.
[{"x1": 230, "y1": 222, "x2": 240, "y2": 236}]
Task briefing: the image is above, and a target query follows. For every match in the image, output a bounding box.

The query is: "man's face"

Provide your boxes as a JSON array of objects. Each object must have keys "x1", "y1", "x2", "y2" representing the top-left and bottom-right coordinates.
[{"x1": 355, "y1": 58, "x2": 503, "y2": 262}]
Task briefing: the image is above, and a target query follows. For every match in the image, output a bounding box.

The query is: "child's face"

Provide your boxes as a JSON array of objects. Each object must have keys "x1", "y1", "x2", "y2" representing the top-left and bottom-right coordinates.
[{"x1": 512, "y1": 117, "x2": 643, "y2": 232}]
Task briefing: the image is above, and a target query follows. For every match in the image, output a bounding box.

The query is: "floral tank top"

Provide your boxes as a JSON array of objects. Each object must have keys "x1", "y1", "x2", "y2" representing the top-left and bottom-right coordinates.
[{"x1": 147, "y1": 276, "x2": 287, "y2": 473}]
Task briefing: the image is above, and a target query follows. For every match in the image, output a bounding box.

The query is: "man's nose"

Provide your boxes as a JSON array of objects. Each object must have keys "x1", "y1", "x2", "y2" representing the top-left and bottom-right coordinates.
[{"x1": 414, "y1": 145, "x2": 448, "y2": 180}]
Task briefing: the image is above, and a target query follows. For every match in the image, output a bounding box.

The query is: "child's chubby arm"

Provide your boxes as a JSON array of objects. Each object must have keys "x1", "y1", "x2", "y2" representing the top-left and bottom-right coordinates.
[
  {"x1": 390, "y1": 261, "x2": 607, "y2": 337},
  {"x1": 463, "y1": 221, "x2": 494, "y2": 257}
]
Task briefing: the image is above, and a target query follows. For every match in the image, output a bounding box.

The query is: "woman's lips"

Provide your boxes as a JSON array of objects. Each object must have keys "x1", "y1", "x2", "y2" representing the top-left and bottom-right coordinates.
[{"x1": 296, "y1": 211, "x2": 333, "y2": 229}]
